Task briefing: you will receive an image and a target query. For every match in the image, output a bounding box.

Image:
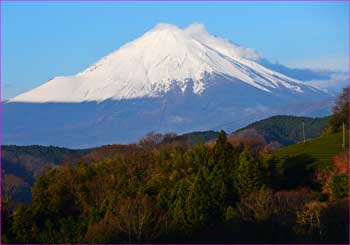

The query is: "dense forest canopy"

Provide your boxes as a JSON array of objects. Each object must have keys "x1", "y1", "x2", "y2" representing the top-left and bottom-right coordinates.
[{"x1": 2, "y1": 114, "x2": 331, "y2": 208}]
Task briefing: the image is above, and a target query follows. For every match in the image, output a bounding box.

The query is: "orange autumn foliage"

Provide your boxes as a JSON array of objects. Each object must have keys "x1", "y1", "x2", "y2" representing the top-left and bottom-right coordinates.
[
  {"x1": 333, "y1": 151, "x2": 349, "y2": 176},
  {"x1": 315, "y1": 151, "x2": 349, "y2": 198}
]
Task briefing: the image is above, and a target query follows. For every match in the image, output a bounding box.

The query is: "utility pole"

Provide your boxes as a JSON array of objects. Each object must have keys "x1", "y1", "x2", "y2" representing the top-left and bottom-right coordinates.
[
  {"x1": 342, "y1": 122, "x2": 345, "y2": 149},
  {"x1": 302, "y1": 121, "x2": 306, "y2": 143}
]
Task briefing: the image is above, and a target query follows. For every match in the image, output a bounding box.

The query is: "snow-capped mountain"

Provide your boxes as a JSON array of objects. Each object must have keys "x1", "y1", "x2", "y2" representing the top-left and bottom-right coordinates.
[
  {"x1": 4, "y1": 23, "x2": 332, "y2": 147},
  {"x1": 11, "y1": 23, "x2": 321, "y2": 103}
]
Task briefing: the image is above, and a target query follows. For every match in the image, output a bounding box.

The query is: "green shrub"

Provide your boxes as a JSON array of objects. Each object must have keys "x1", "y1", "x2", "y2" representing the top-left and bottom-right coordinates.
[{"x1": 331, "y1": 174, "x2": 349, "y2": 199}]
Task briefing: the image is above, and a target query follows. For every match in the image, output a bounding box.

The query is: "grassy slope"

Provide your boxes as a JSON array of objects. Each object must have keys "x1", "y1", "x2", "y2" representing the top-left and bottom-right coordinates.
[{"x1": 275, "y1": 131, "x2": 349, "y2": 169}]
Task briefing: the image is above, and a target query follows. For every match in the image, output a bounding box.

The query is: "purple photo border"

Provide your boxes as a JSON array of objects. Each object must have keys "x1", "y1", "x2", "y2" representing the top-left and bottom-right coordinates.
[
  {"x1": 0, "y1": 0, "x2": 349, "y2": 2},
  {"x1": 0, "y1": 0, "x2": 349, "y2": 245},
  {"x1": 1, "y1": 0, "x2": 3, "y2": 243}
]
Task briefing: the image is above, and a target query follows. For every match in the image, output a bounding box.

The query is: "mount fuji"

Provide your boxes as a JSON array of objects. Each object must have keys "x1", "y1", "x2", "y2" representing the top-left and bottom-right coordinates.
[{"x1": 4, "y1": 23, "x2": 332, "y2": 148}]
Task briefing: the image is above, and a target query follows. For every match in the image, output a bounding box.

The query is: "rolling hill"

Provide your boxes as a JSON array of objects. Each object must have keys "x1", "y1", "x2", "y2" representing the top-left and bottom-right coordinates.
[
  {"x1": 274, "y1": 130, "x2": 349, "y2": 169},
  {"x1": 233, "y1": 115, "x2": 330, "y2": 146}
]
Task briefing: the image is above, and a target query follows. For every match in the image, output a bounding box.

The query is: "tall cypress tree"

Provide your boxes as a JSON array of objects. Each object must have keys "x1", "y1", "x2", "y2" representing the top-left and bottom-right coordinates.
[
  {"x1": 213, "y1": 130, "x2": 233, "y2": 166},
  {"x1": 211, "y1": 130, "x2": 238, "y2": 214},
  {"x1": 170, "y1": 180, "x2": 188, "y2": 231},
  {"x1": 235, "y1": 148, "x2": 264, "y2": 197},
  {"x1": 185, "y1": 168, "x2": 212, "y2": 228}
]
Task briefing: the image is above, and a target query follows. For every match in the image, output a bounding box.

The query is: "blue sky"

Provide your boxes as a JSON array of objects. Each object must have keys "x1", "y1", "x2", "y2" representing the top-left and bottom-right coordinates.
[{"x1": 1, "y1": 1, "x2": 349, "y2": 100}]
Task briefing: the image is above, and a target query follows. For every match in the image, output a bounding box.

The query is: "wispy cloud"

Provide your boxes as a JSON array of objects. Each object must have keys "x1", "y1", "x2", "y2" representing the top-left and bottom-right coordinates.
[{"x1": 285, "y1": 56, "x2": 349, "y2": 72}]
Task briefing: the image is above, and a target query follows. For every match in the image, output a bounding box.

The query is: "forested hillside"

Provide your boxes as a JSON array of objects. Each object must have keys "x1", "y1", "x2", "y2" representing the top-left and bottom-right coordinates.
[
  {"x1": 234, "y1": 115, "x2": 330, "y2": 146},
  {"x1": 1, "y1": 145, "x2": 91, "y2": 204},
  {"x1": 162, "y1": 115, "x2": 330, "y2": 147}
]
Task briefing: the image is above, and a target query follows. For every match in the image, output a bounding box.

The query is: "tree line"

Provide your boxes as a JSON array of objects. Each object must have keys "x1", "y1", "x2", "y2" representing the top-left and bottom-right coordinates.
[{"x1": 2, "y1": 129, "x2": 348, "y2": 243}]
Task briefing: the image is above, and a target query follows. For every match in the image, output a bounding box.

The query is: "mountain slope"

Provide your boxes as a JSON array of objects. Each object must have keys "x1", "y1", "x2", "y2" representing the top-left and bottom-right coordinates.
[
  {"x1": 10, "y1": 23, "x2": 324, "y2": 103},
  {"x1": 259, "y1": 59, "x2": 348, "y2": 95}
]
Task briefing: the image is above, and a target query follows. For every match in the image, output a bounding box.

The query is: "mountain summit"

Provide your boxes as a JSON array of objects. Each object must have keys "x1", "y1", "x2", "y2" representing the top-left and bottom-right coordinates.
[{"x1": 11, "y1": 23, "x2": 322, "y2": 103}]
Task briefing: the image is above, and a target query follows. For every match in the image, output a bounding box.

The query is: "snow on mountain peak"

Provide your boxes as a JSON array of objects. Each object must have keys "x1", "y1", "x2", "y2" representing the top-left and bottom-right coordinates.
[{"x1": 10, "y1": 23, "x2": 318, "y2": 103}]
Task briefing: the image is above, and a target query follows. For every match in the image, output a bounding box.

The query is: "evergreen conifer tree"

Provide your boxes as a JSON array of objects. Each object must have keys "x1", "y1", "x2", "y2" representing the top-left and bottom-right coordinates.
[
  {"x1": 185, "y1": 168, "x2": 212, "y2": 228},
  {"x1": 235, "y1": 148, "x2": 264, "y2": 197}
]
